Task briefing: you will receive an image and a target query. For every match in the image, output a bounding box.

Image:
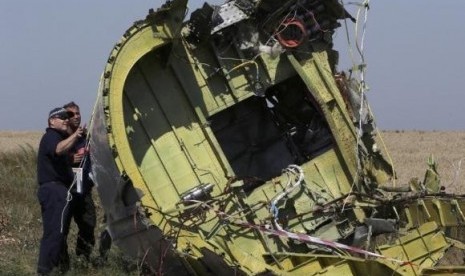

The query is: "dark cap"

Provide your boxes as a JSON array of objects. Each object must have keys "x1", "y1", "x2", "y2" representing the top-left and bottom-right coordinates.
[{"x1": 48, "y1": 107, "x2": 70, "y2": 119}]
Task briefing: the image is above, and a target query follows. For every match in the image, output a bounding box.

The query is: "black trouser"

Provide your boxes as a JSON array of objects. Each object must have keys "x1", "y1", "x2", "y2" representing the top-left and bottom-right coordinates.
[
  {"x1": 70, "y1": 191, "x2": 96, "y2": 260},
  {"x1": 37, "y1": 182, "x2": 72, "y2": 274}
]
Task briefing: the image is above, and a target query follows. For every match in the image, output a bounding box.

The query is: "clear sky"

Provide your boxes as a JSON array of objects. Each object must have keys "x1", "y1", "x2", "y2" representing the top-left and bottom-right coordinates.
[{"x1": 1, "y1": 0, "x2": 464, "y2": 131}]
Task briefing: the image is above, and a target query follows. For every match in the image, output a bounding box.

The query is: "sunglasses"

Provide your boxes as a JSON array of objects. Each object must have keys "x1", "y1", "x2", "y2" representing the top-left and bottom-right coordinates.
[
  {"x1": 67, "y1": 111, "x2": 80, "y2": 117},
  {"x1": 52, "y1": 114, "x2": 69, "y2": 120}
]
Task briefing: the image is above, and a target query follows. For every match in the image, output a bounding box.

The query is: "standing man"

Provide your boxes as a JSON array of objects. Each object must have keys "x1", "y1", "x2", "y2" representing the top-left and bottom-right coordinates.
[
  {"x1": 37, "y1": 107, "x2": 84, "y2": 275},
  {"x1": 63, "y1": 101, "x2": 97, "y2": 262}
]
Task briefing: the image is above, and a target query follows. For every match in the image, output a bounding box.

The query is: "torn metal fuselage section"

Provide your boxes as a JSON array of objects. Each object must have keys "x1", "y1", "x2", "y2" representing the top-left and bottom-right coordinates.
[{"x1": 89, "y1": 0, "x2": 465, "y2": 274}]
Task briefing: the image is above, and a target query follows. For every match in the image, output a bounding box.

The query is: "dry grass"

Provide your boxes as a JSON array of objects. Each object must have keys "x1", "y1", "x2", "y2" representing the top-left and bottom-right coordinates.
[
  {"x1": 378, "y1": 130, "x2": 465, "y2": 193},
  {"x1": 0, "y1": 131, "x2": 42, "y2": 153}
]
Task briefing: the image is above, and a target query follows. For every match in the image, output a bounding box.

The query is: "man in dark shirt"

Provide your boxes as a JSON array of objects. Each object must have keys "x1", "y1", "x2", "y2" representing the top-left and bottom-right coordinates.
[
  {"x1": 37, "y1": 107, "x2": 84, "y2": 275},
  {"x1": 63, "y1": 101, "x2": 96, "y2": 262}
]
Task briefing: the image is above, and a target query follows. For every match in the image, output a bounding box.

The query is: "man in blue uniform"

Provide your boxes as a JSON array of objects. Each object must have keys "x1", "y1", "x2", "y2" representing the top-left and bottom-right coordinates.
[{"x1": 37, "y1": 107, "x2": 84, "y2": 275}]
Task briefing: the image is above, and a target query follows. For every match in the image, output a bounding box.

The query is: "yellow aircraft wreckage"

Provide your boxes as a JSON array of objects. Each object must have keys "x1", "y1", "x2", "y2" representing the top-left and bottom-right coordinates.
[{"x1": 89, "y1": 0, "x2": 465, "y2": 274}]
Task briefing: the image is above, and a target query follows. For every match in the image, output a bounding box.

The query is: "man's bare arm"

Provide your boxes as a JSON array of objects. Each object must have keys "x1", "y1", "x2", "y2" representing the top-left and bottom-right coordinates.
[{"x1": 55, "y1": 127, "x2": 84, "y2": 155}]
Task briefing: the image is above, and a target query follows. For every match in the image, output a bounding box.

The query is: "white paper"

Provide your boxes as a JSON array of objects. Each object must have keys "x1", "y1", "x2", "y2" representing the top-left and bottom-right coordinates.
[{"x1": 73, "y1": 168, "x2": 83, "y2": 193}]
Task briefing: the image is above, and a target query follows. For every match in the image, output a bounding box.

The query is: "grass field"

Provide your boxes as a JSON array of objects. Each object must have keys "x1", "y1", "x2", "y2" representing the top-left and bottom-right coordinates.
[{"x1": 1, "y1": 130, "x2": 464, "y2": 275}]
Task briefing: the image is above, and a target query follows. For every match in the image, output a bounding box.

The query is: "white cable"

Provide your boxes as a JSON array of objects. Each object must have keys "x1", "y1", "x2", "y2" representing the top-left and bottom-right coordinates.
[
  {"x1": 61, "y1": 177, "x2": 75, "y2": 234},
  {"x1": 269, "y1": 165, "x2": 304, "y2": 230},
  {"x1": 341, "y1": 0, "x2": 370, "y2": 212},
  {"x1": 60, "y1": 153, "x2": 89, "y2": 233}
]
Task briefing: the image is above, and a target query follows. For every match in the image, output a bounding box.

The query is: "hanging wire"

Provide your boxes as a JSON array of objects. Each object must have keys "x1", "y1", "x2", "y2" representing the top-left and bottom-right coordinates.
[
  {"x1": 339, "y1": 0, "x2": 370, "y2": 212},
  {"x1": 358, "y1": 1, "x2": 397, "y2": 187},
  {"x1": 339, "y1": 1, "x2": 398, "y2": 195},
  {"x1": 354, "y1": 0, "x2": 369, "y2": 189}
]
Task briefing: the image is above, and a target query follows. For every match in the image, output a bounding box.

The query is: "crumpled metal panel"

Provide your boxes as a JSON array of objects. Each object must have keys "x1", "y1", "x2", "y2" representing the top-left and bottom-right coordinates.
[
  {"x1": 377, "y1": 222, "x2": 450, "y2": 275},
  {"x1": 211, "y1": 0, "x2": 255, "y2": 34}
]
